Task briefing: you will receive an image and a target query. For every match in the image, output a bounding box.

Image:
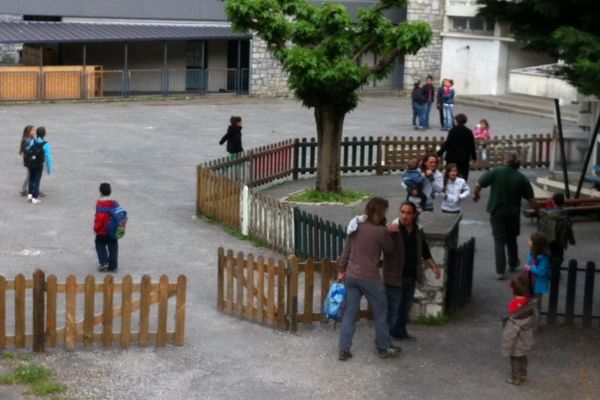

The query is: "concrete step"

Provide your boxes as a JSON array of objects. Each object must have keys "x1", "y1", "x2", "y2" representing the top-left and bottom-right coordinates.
[{"x1": 456, "y1": 93, "x2": 579, "y2": 122}]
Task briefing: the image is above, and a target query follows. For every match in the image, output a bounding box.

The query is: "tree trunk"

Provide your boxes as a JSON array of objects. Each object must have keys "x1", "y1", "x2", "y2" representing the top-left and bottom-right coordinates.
[{"x1": 314, "y1": 104, "x2": 346, "y2": 193}]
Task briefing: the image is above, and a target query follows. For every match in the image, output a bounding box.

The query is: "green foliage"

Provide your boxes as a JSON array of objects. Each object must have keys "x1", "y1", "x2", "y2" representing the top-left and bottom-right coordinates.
[
  {"x1": 31, "y1": 381, "x2": 68, "y2": 396},
  {"x1": 0, "y1": 361, "x2": 68, "y2": 397},
  {"x1": 287, "y1": 189, "x2": 369, "y2": 204},
  {"x1": 226, "y1": 0, "x2": 432, "y2": 112},
  {"x1": 222, "y1": 226, "x2": 270, "y2": 248},
  {"x1": 478, "y1": 0, "x2": 600, "y2": 97},
  {"x1": 13, "y1": 363, "x2": 50, "y2": 384},
  {"x1": 416, "y1": 314, "x2": 450, "y2": 326},
  {"x1": 2, "y1": 351, "x2": 16, "y2": 359}
]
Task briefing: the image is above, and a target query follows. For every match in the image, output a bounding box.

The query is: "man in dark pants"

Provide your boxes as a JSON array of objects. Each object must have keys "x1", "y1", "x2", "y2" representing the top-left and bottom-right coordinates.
[
  {"x1": 437, "y1": 113, "x2": 477, "y2": 181},
  {"x1": 384, "y1": 202, "x2": 441, "y2": 340},
  {"x1": 473, "y1": 151, "x2": 535, "y2": 279}
]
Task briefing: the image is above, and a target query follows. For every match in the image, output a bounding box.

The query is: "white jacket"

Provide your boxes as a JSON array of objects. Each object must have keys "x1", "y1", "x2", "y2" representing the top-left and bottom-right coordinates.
[{"x1": 441, "y1": 177, "x2": 470, "y2": 212}]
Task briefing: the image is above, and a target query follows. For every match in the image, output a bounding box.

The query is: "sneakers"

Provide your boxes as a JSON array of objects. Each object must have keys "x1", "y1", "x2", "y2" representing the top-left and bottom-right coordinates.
[
  {"x1": 106, "y1": 268, "x2": 119, "y2": 273},
  {"x1": 395, "y1": 334, "x2": 417, "y2": 341},
  {"x1": 338, "y1": 349, "x2": 352, "y2": 361},
  {"x1": 376, "y1": 345, "x2": 402, "y2": 359},
  {"x1": 31, "y1": 198, "x2": 42, "y2": 204},
  {"x1": 506, "y1": 377, "x2": 522, "y2": 385},
  {"x1": 27, "y1": 194, "x2": 33, "y2": 202},
  {"x1": 496, "y1": 273, "x2": 506, "y2": 280},
  {"x1": 97, "y1": 264, "x2": 109, "y2": 272}
]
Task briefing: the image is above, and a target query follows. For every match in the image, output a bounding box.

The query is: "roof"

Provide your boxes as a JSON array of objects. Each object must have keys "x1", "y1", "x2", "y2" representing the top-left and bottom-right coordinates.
[{"x1": 0, "y1": 21, "x2": 251, "y2": 44}]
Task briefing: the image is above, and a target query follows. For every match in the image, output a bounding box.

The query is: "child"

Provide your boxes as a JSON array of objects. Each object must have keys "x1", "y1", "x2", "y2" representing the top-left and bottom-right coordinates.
[
  {"x1": 473, "y1": 119, "x2": 491, "y2": 161},
  {"x1": 442, "y1": 79, "x2": 455, "y2": 131},
  {"x1": 524, "y1": 232, "x2": 550, "y2": 303},
  {"x1": 19, "y1": 125, "x2": 35, "y2": 196},
  {"x1": 25, "y1": 126, "x2": 52, "y2": 204},
  {"x1": 94, "y1": 183, "x2": 120, "y2": 273},
  {"x1": 441, "y1": 163, "x2": 470, "y2": 213},
  {"x1": 219, "y1": 116, "x2": 244, "y2": 158},
  {"x1": 502, "y1": 274, "x2": 536, "y2": 385},
  {"x1": 537, "y1": 193, "x2": 575, "y2": 274},
  {"x1": 402, "y1": 159, "x2": 427, "y2": 209}
]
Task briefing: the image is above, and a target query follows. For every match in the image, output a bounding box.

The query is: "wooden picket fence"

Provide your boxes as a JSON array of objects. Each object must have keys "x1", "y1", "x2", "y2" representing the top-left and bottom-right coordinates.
[
  {"x1": 0, "y1": 270, "x2": 186, "y2": 351},
  {"x1": 248, "y1": 190, "x2": 295, "y2": 254},
  {"x1": 197, "y1": 166, "x2": 242, "y2": 228},
  {"x1": 293, "y1": 208, "x2": 346, "y2": 260},
  {"x1": 217, "y1": 248, "x2": 371, "y2": 332}
]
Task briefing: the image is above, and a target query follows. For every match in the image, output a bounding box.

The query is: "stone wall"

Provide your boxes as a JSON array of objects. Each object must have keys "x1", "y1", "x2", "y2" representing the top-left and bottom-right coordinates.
[
  {"x1": 0, "y1": 14, "x2": 23, "y2": 64},
  {"x1": 249, "y1": 36, "x2": 291, "y2": 97},
  {"x1": 404, "y1": 0, "x2": 444, "y2": 89}
]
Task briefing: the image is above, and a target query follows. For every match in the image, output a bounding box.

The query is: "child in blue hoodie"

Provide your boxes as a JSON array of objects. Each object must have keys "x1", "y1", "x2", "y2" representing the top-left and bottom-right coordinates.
[{"x1": 524, "y1": 232, "x2": 550, "y2": 303}]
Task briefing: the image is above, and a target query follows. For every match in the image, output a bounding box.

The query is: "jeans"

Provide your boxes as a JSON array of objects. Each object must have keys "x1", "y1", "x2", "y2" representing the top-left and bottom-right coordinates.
[
  {"x1": 22, "y1": 168, "x2": 29, "y2": 193},
  {"x1": 424, "y1": 102, "x2": 433, "y2": 128},
  {"x1": 95, "y1": 234, "x2": 119, "y2": 269},
  {"x1": 386, "y1": 278, "x2": 416, "y2": 338},
  {"x1": 339, "y1": 277, "x2": 392, "y2": 351},
  {"x1": 443, "y1": 103, "x2": 454, "y2": 130},
  {"x1": 27, "y1": 167, "x2": 43, "y2": 199},
  {"x1": 490, "y1": 214, "x2": 520, "y2": 274},
  {"x1": 412, "y1": 102, "x2": 426, "y2": 127}
]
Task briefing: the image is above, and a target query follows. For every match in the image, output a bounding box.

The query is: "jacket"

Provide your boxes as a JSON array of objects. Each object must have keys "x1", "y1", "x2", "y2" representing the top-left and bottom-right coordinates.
[
  {"x1": 437, "y1": 125, "x2": 477, "y2": 164},
  {"x1": 26, "y1": 137, "x2": 53, "y2": 174},
  {"x1": 528, "y1": 252, "x2": 550, "y2": 294},
  {"x1": 537, "y1": 209, "x2": 575, "y2": 249},
  {"x1": 382, "y1": 220, "x2": 426, "y2": 286},
  {"x1": 441, "y1": 177, "x2": 470, "y2": 212},
  {"x1": 402, "y1": 170, "x2": 443, "y2": 211},
  {"x1": 422, "y1": 83, "x2": 435, "y2": 103},
  {"x1": 411, "y1": 86, "x2": 426, "y2": 104},
  {"x1": 219, "y1": 125, "x2": 243, "y2": 154},
  {"x1": 338, "y1": 222, "x2": 394, "y2": 281},
  {"x1": 94, "y1": 198, "x2": 119, "y2": 235},
  {"x1": 502, "y1": 298, "x2": 537, "y2": 357},
  {"x1": 442, "y1": 87, "x2": 455, "y2": 105}
]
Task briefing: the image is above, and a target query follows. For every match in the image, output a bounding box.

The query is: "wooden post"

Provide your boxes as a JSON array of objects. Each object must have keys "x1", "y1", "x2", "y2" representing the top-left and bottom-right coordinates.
[
  {"x1": 267, "y1": 258, "x2": 276, "y2": 326},
  {"x1": 293, "y1": 138, "x2": 299, "y2": 180},
  {"x1": 303, "y1": 259, "x2": 314, "y2": 325},
  {"x1": 102, "y1": 275, "x2": 114, "y2": 348},
  {"x1": 14, "y1": 274, "x2": 26, "y2": 349},
  {"x1": 235, "y1": 252, "x2": 245, "y2": 317},
  {"x1": 157, "y1": 275, "x2": 169, "y2": 346},
  {"x1": 256, "y1": 256, "x2": 265, "y2": 323},
  {"x1": 174, "y1": 275, "x2": 187, "y2": 346},
  {"x1": 45, "y1": 275, "x2": 57, "y2": 348},
  {"x1": 217, "y1": 247, "x2": 225, "y2": 311},
  {"x1": 32, "y1": 269, "x2": 45, "y2": 352},
  {"x1": 277, "y1": 259, "x2": 286, "y2": 329},
  {"x1": 65, "y1": 275, "x2": 77, "y2": 350},
  {"x1": 0, "y1": 276, "x2": 6, "y2": 350},
  {"x1": 287, "y1": 256, "x2": 299, "y2": 332},
  {"x1": 321, "y1": 259, "x2": 332, "y2": 323},
  {"x1": 226, "y1": 249, "x2": 234, "y2": 313},
  {"x1": 121, "y1": 275, "x2": 132, "y2": 347},
  {"x1": 83, "y1": 275, "x2": 95, "y2": 348},
  {"x1": 241, "y1": 185, "x2": 249, "y2": 236},
  {"x1": 246, "y1": 254, "x2": 255, "y2": 320},
  {"x1": 139, "y1": 275, "x2": 151, "y2": 346}
]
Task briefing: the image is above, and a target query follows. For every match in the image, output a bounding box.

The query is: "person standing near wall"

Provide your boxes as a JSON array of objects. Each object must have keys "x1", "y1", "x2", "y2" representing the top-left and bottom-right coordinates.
[
  {"x1": 442, "y1": 79, "x2": 455, "y2": 131},
  {"x1": 25, "y1": 126, "x2": 53, "y2": 204},
  {"x1": 437, "y1": 113, "x2": 477, "y2": 181},
  {"x1": 436, "y1": 79, "x2": 446, "y2": 130},
  {"x1": 411, "y1": 81, "x2": 426, "y2": 130},
  {"x1": 473, "y1": 151, "x2": 535, "y2": 280},
  {"x1": 422, "y1": 75, "x2": 435, "y2": 129}
]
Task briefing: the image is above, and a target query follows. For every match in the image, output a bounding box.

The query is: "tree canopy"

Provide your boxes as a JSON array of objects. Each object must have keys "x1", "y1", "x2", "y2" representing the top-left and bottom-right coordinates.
[
  {"x1": 478, "y1": 0, "x2": 600, "y2": 97},
  {"x1": 226, "y1": 0, "x2": 432, "y2": 113}
]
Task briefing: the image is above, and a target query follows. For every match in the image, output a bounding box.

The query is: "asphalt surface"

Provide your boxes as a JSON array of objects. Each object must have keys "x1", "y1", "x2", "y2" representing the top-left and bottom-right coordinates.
[{"x1": 0, "y1": 96, "x2": 598, "y2": 400}]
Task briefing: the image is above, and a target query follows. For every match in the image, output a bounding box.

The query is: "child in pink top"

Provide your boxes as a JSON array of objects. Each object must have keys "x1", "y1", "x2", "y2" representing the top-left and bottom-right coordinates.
[{"x1": 473, "y1": 119, "x2": 491, "y2": 161}]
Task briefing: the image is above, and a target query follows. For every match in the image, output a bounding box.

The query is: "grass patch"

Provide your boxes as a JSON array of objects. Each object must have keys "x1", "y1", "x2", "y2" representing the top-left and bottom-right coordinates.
[
  {"x1": 416, "y1": 314, "x2": 450, "y2": 326},
  {"x1": 2, "y1": 351, "x2": 16, "y2": 360},
  {"x1": 223, "y1": 226, "x2": 270, "y2": 248},
  {"x1": 0, "y1": 361, "x2": 68, "y2": 397},
  {"x1": 287, "y1": 189, "x2": 370, "y2": 205}
]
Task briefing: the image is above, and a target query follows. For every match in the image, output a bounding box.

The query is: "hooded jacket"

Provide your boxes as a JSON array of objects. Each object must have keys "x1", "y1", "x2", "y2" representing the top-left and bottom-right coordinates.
[
  {"x1": 219, "y1": 125, "x2": 243, "y2": 154},
  {"x1": 502, "y1": 298, "x2": 537, "y2": 357},
  {"x1": 537, "y1": 209, "x2": 575, "y2": 249},
  {"x1": 94, "y1": 198, "x2": 119, "y2": 235}
]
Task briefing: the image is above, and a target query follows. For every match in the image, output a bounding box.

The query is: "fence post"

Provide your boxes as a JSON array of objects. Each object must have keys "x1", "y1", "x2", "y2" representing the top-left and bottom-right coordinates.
[
  {"x1": 287, "y1": 256, "x2": 299, "y2": 332},
  {"x1": 376, "y1": 137, "x2": 383, "y2": 175},
  {"x1": 174, "y1": 275, "x2": 187, "y2": 346},
  {"x1": 582, "y1": 262, "x2": 595, "y2": 327},
  {"x1": 0, "y1": 276, "x2": 5, "y2": 351},
  {"x1": 547, "y1": 256, "x2": 561, "y2": 325},
  {"x1": 564, "y1": 260, "x2": 578, "y2": 326},
  {"x1": 293, "y1": 138, "x2": 299, "y2": 180},
  {"x1": 32, "y1": 269, "x2": 45, "y2": 353},
  {"x1": 241, "y1": 185, "x2": 249, "y2": 236}
]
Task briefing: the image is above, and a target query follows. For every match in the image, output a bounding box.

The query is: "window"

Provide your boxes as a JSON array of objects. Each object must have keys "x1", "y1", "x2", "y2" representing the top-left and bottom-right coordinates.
[
  {"x1": 449, "y1": 17, "x2": 494, "y2": 35},
  {"x1": 23, "y1": 15, "x2": 62, "y2": 22}
]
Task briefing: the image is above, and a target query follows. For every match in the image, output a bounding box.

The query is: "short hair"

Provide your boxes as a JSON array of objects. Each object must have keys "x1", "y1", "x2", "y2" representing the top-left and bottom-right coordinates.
[
  {"x1": 400, "y1": 201, "x2": 418, "y2": 215},
  {"x1": 364, "y1": 197, "x2": 389, "y2": 226},
  {"x1": 99, "y1": 182, "x2": 112, "y2": 196},
  {"x1": 36, "y1": 126, "x2": 46, "y2": 138},
  {"x1": 426, "y1": 74, "x2": 433, "y2": 80},
  {"x1": 505, "y1": 151, "x2": 520, "y2": 169},
  {"x1": 454, "y1": 113, "x2": 467, "y2": 125},
  {"x1": 413, "y1": 80, "x2": 421, "y2": 88},
  {"x1": 230, "y1": 115, "x2": 242, "y2": 125},
  {"x1": 530, "y1": 232, "x2": 549, "y2": 258},
  {"x1": 552, "y1": 193, "x2": 565, "y2": 207},
  {"x1": 407, "y1": 159, "x2": 420, "y2": 170},
  {"x1": 510, "y1": 274, "x2": 530, "y2": 297}
]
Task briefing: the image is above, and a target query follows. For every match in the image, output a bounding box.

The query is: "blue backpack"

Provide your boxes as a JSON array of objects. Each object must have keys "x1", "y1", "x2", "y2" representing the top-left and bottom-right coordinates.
[
  {"x1": 97, "y1": 205, "x2": 128, "y2": 239},
  {"x1": 323, "y1": 282, "x2": 346, "y2": 322}
]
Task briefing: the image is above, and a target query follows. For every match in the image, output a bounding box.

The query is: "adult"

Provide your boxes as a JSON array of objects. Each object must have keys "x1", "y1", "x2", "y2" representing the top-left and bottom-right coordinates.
[
  {"x1": 19, "y1": 125, "x2": 35, "y2": 196},
  {"x1": 422, "y1": 75, "x2": 436, "y2": 129},
  {"x1": 473, "y1": 151, "x2": 535, "y2": 279},
  {"x1": 337, "y1": 197, "x2": 402, "y2": 361},
  {"x1": 384, "y1": 202, "x2": 441, "y2": 340},
  {"x1": 25, "y1": 126, "x2": 53, "y2": 204},
  {"x1": 436, "y1": 79, "x2": 446, "y2": 130},
  {"x1": 411, "y1": 81, "x2": 426, "y2": 130},
  {"x1": 436, "y1": 113, "x2": 477, "y2": 181},
  {"x1": 402, "y1": 153, "x2": 444, "y2": 212}
]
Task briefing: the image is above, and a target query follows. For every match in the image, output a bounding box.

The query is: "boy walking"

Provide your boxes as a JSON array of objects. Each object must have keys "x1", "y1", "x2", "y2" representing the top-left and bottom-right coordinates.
[{"x1": 94, "y1": 183, "x2": 119, "y2": 272}]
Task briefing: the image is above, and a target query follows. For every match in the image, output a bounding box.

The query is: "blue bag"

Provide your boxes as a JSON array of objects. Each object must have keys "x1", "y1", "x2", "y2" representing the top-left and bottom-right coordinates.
[
  {"x1": 323, "y1": 282, "x2": 345, "y2": 322},
  {"x1": 96, "y1": 206, "x2": 128, "y2": 239}
]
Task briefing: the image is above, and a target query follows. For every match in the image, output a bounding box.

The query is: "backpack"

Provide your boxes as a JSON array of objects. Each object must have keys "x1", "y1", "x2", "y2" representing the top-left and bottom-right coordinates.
[
  {"x1": 96, "y1": 205, "x2": 128, "y2": 239},
  {"x1": 24, "y1": 140, "x2": 46, "y2": 168},
  {"x1": 323, "y1": 282, "x2": 345, "y2": 322}
]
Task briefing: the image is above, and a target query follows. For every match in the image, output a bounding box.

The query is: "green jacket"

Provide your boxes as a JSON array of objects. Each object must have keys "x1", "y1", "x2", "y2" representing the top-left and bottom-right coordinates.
[
  {"x1": 537, "y1": 209, "x2": 576, "y2": 249},
  {"x1": 478, "y1": 166, "x2": 534, "y2": 218}
]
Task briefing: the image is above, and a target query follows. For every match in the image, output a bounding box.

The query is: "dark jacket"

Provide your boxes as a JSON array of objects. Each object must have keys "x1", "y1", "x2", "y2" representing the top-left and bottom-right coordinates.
[
  {"x1": 537, "y1": 209, "x2": 576, "y2": 249},
  {"x1": 436, "y1": 86, "x2": 444, "y2": 109},
  {"x1": 437, "y1": 125, "x2": 477, "y2": 164},
  {"x1": 411, "y1": 86, "x2": 426, "y2": 104},
  {"x1": 422, "y1": 83, "x2": 435, "y2": 103},
  {"x1": 219, "y1": 125, "x2": 243, "y2": 154},
  {"x1": 382, "y1": 223, "x2": 426, "y2": 287}
]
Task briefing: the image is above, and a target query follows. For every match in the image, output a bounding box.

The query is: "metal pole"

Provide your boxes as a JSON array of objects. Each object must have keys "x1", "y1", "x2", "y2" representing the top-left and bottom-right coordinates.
[
  {"x1": 200, "y1": 40, "x2": 205, "y2": 95},
  {"x1": 236, "y1": 39, "x2": 242, "y2": 94},
  {"x1": 82, "y1": 43, "x2": 87, "y2": 99},
  {"x1": 575, "y1": 112, "x2": 600, "y2": 198},
  {"x1": 123, "y1": 43, "x2": 129, "y2": 98},
  {"x1": 39, "y1": 44, "x2": 44, "y2": 100},
  {"x1": 163, "y1": 41, "x2": 168, "y2": 96},
  {"x1": 554, "y1": 99, "x2": 570, "y2": 198}
]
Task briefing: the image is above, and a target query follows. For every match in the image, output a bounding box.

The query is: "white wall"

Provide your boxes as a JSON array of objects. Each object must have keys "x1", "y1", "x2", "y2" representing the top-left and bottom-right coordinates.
[{"x1": 440, "y1": 35, "x2": 501, "y2": 95}]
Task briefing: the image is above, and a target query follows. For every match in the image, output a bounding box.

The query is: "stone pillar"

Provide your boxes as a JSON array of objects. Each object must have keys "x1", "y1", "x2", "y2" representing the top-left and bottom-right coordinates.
[
  {"x1": 403, "y1": 0, "x2": 444, "y2": 89},
  {"x1": 249, "y1": 36, "x2": 291, "y2": 97},
  {"x1": 0, "y1": 14, "x2": 23, "y2": 64},
  {"x1": 412, "y1": 212, "x2": 461, "y2": 318}
]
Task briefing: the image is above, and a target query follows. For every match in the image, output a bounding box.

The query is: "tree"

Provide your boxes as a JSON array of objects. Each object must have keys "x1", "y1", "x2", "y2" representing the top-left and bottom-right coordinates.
[
  {"x1": 477, "y1": 0, "x2": 600, "y2": 97},
  {"x1": 226, "y1": 0, "x2": 432, "y2": 192}
]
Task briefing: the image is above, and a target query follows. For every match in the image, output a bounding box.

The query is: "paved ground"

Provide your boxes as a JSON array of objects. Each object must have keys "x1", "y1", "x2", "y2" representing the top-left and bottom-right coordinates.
[{"x1": 0, "y1": 95, "x2": 598, "y2": 400}]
